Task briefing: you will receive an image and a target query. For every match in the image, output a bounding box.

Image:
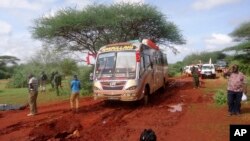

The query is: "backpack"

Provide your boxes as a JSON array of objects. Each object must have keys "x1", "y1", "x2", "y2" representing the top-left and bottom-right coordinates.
[{"x1": 140, "y1": 129, "x2": 157, "y2": 141}]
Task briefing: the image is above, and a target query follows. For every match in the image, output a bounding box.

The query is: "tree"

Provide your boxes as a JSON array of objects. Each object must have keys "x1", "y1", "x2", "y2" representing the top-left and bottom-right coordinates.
[
  {"x1": 28, "y1": 44, "x2": 73, "y2": 73},
  {"x1": 0, "y1": 55, "x2": 20, "y2": 66},
  {"x1": 31, "y1": 3, "x2": 185, "y2": 57},
  {"x1": 182, "y1": 51, "x2": 226, "y2": 65},
  {"x1": 0, "y1": 55, "x2": 20, "y2": 79},
  {"x1": 228, "y1": 21, "x2": 250, "y2": 56},
  {"x1": 229, "y1": 21, "x2": 250, "y2": 55},
  {"x1": 226, "y1": 21, "x2": 250, "y2": 75},
  {"x1": 59, "y1": 58, "x2": 78, "y2": 76},
  {"x1": 231, "y1": 21, "x2": 250, "y2": 40}
]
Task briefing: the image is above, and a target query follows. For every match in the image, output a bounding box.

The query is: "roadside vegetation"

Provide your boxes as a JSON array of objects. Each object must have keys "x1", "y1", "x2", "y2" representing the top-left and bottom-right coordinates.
[
  {"x1": 214, "y1": 89, "x2": 227, "y2": 105},
  {"x1": 0, "y1": 72, "x2": 92, "y2": 105},
  {"x1": 0, "y1": 3, "x2": 249, "y2": 106}
]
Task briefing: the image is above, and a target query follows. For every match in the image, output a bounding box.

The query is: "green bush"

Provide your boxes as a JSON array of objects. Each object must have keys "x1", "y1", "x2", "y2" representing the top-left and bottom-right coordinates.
[
  {"x1": 7, "y1": 70, "x2": 27, "y2": 88},
  {"x1": 6, "y1": 64, "x2": 41, "y2": 88},
  {"x1": 168, "y1": 69, "x2": 178, "y2": 77},
  {"x1": 78, "y1": 66, "x2": 94, "y2": 96},
  {"x1": 214, "y1": 89, "x2": 227, "y2": 105}
]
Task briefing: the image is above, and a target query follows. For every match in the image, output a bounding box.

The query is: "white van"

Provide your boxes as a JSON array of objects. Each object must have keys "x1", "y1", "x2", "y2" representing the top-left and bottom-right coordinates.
[{"x1": 201, "y1": 64, "x2": 216, "y2": 79}]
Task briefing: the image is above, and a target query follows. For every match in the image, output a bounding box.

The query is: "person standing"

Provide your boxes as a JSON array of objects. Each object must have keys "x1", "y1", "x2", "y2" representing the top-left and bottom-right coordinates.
[
  {"x1": 191, "y1": 66, "x2": 199, "y2": 88},
  {"x1": 180, "y1": 67, "x2": 183, "y2": 76},
  {"x1": 53, "y1": 71, "x2": 62, "y2": 96},
  {"x1": 227, "y1": 64, "x2": 247, "y2": 116},
  {"x1": 40, "y1": 71, "x2": 47, "y2": 94},
  {"x1": 27, "y1": 74, "x2": 39, "y2": 116},
  {"x1": 70, "y1": 75, "x2": 81, "y2": 113},
  {"x1": 50, "y1": 71, "x2": 56, "y2": 89}
]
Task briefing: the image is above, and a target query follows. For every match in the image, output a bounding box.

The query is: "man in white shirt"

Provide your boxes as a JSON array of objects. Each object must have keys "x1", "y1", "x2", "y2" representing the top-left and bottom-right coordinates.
[{"x1": 27, "y1": 74, "x2": 39, "y2": 116}]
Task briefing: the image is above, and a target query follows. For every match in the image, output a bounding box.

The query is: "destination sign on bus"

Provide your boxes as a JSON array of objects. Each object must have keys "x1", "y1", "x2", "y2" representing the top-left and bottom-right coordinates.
[{"x1": 101, "y1": 45, "x2": 136, "y2": 52}]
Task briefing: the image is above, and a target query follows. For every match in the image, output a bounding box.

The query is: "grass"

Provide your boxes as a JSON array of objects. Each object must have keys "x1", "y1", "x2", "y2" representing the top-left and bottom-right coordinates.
[
  {"x1": 0, "y1": 78, "x2": 89, "y2": 105},
  {"x1": 203, "y1": 77, "x2": 227, "y2": 93},
  {"x1": 202, "y1": 75, "x2": 250, "y2": 104}
]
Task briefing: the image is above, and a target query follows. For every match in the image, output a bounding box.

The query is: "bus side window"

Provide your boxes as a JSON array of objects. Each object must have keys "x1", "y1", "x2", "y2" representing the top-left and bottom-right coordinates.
[
  {"x1": 144, "y1": 55, "x2": 151, "y2": 69},
  {"x1": 140, "y1": 56, "x2": 145, "y2": 76}
]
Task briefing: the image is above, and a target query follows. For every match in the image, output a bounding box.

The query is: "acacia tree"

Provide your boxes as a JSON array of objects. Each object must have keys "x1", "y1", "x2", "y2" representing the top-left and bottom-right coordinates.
[
  {"x1": 222, "y1": 21, "x2": 250, "y2": 75},
  {"x1": 0, "y1": 55, "x2": 19, "y2": 66},
  {"x1": 227, "y1": 21, "x2": 250, "y2": 63},
  {"x1": 31, "y1": 3, "x2": 185, "y2": 56},
  {"x1": 0, "y1": 55, "x2": 20, "y2": 79},
  {"x1": 182, "y1": 51, "x2": 226, "y2": 65},
  {"x1": 231, "y1": 21, "x2": 250, "y2": 40}
]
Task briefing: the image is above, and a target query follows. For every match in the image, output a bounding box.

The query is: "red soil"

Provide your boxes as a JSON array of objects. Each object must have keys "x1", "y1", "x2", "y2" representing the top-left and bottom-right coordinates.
[{"x1": 0, "y1": 76, "x2": 249, "y2": 141}]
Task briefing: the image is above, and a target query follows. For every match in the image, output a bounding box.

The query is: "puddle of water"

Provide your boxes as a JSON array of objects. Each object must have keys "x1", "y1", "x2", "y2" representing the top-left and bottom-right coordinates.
[
  {"x1": 0, "y1": 104, "x2": 26, "y2": 111},
  {"x1": 167, "y1": 103, "x2": 184, "y2": 113}
]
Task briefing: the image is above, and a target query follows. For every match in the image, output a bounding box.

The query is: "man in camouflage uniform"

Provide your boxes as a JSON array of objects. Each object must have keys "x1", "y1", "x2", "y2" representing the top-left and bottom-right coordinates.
[
  {"x1": 191, "y1": 66, "x2": 199, "y2": 89},
  {"x1": 53, "y1": 71, "x2": 62, "y2": 96}
]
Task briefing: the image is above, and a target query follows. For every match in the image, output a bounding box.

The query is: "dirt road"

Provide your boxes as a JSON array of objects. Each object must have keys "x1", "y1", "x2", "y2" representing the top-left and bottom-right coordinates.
[{"x1": 0, "y1": 76, "x2": 249, "y2": 141}]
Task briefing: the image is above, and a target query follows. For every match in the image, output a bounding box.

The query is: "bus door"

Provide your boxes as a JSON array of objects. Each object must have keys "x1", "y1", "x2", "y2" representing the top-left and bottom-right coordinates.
[{"x1": 141, "y1": 53, "x2": 154, "y2": 93}]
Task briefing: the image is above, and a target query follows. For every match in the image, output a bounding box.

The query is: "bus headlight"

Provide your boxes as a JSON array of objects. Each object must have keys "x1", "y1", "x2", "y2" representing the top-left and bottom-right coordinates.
[{"x1": 126, "y1": 86, "x2": 137, "y2": 90}]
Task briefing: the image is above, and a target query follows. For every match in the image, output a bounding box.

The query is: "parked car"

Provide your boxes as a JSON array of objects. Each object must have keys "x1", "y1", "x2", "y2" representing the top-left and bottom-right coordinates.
[
  {"x1": 215, "y1": 60, "x2": 228, "y2": 73},
  {"x1": 200, "y1": 64, "x2": 216, "y2": 79}
]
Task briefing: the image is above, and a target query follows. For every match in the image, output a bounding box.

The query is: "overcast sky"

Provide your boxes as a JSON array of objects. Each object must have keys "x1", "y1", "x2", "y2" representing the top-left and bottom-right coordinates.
[{"x1": 0, "y1": 0, "x2": 249, "y2": 63}]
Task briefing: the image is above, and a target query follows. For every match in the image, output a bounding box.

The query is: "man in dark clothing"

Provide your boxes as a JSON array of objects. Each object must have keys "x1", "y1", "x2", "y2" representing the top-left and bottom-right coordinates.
[
  {"x1": 40, "y1": 71, "x2": 47, "y2": 94},
  {"x1": 191, "y1": 66, "x2": 199, "y2": 88},
  {"x1": 53, "y1": 71, "x2": 62, "y2": 96},
  {"x1": 50, "y1": 71, "x2": 56, "y2": 89},
  {"x1": 180, "y1": 67, "x2": 183, "y2": 76}
]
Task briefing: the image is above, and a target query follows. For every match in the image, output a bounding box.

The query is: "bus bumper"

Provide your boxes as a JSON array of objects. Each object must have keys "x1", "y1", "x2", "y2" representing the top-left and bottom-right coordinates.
[{"x1": 93, "y1": 90, "x2": 140, "y2": 101}]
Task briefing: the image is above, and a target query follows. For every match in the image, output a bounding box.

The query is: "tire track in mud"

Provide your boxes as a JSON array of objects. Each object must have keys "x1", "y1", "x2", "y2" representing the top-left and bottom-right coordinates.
[
  {"x1": 1, "y1": 77, "x2": 193, "y2": 140},
  {"x1": 0, "y1": 101, "x2": 103, "y2": 137},
  {"x1": 80, "y1": 77, "x2": 192, "y2": 141},
  {"x1": 0, "y1": 110, "x2": 70, "y2": 136}
]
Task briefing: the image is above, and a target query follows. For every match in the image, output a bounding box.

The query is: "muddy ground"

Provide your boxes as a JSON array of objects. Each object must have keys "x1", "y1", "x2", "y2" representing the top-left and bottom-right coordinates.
[{"x1": 0, "y1": 76, "x2": 250, "y2": 141}]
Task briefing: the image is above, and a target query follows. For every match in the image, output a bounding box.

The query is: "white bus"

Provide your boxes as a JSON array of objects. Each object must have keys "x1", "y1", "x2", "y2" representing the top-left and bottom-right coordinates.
[{"x1": 92, "y1": 39, "x2": 168, "y2": 104}]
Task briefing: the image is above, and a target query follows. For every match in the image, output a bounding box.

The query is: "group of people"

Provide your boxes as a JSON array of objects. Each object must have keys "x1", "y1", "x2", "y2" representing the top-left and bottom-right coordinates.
[
  {"x1": 27, "y1": 72, "x2": 81, "y2": 116},
  {"x1": 185, "y1": 64, "x2": 248, "y2": 116},
  {"x1": 27, "y1": 64, "x2": 247, "y2": 118},
  {"x1": 39, "y1": 71, "x2": 62, "y2": 95}
]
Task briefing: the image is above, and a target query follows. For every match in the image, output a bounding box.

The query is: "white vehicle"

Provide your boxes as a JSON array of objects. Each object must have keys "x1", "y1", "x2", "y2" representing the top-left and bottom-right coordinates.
[
  {"x1": 92, "y1": 39, "x2": 168, "y2": 105},
  {"x1": 184, "y1": 66, "x2": 192, "y2": 76},
  {"x1": 184, "y1": 65, "x2": 200, "y2": 76},
  {"x1": 201, "y1": 64, "x2": 216, "y2": 79}
]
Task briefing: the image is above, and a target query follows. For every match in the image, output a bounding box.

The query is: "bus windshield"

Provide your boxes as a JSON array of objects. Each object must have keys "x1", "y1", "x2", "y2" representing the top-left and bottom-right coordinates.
[{"x1": 95, "y1": 52, "x2": 136, "y2": 79}]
